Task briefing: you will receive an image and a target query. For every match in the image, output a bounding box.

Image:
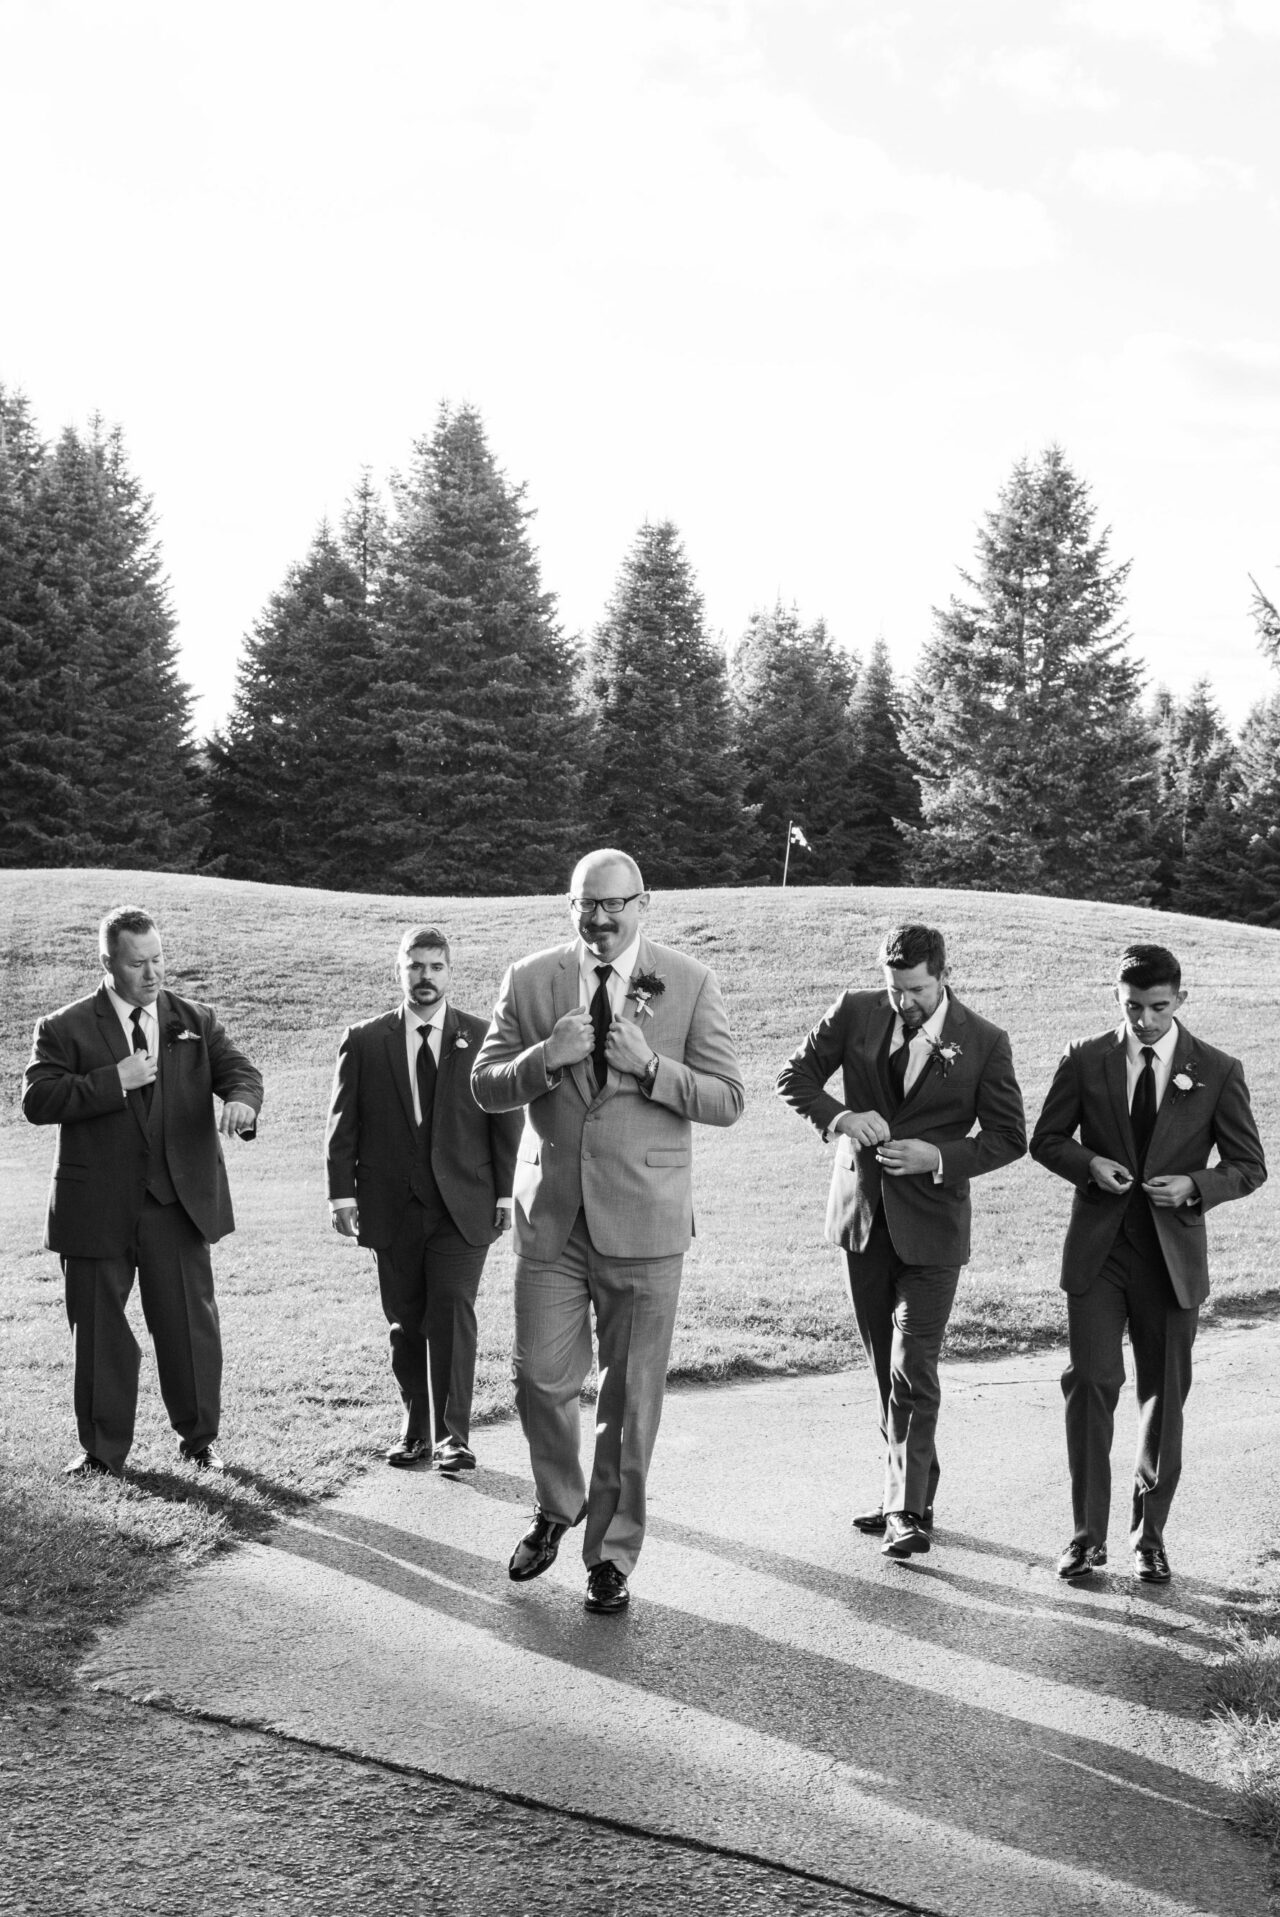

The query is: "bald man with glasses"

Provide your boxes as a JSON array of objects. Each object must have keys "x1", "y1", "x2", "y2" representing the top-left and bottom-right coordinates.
[{"x1": 472, "y1": 847, "x2": 744, "y2": 1614}]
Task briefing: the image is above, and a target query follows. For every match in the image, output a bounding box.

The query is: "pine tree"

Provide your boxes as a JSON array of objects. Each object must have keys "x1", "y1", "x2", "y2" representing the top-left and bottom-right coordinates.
[
  {"x1": 730, "y1": 602, "x2": 862, "y2": 883},
  {"x1": 1149, "y1": 680, "x2": 1237, "y2": 909},
  {"x1": 902, "y1": 445, "x2": 1155, "y2": 904},
  {"x1": 845, "y1": 637, "x2": 921, "y2": 884},
  {"x1": 370, "y1": 404, "x2": 582, "y2": 894},
  {"x1": 0, "y1": 406, "x2": 201, "y2": 869},
  {"x1": 584, "y1": 520, "x2": 749, "y2": 887},
  {"x1": 203, "y1": 516, "x2": 383, "y2": 889}
]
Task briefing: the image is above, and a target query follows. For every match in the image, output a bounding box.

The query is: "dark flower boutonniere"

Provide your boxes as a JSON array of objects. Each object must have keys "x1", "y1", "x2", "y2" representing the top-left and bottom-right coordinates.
[
  {"x1": 627, "y1": 970, "x2": 666, "y2": 1019},
  {"x1": 918, "y1": 1033, "x2": 962, "y2": 1078},
  {"x1": 166, "y1": 1021, "x2": 201, "y2": 1048}
]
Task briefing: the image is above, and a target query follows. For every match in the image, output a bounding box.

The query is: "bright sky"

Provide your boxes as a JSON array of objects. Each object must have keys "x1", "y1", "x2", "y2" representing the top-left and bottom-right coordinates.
[{"x1": 4, "y1": 0, "x2": 1278, "y2": 737}]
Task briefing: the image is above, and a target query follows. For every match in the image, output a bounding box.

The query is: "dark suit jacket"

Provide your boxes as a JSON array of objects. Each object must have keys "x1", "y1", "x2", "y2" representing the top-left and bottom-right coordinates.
[
  {"x1": 325, "y1": 1003, "x2": 521, "y2": 1251},
  {"x1": 1029, "y1": 1020, "x2": 1267, "y2": 1309},
  {"x1": 23, "y1": 986, "x2": 264, "y2": 1257},
  {"x1": 776, "y1": 989, "x2": 1026, "y2": 1267}
]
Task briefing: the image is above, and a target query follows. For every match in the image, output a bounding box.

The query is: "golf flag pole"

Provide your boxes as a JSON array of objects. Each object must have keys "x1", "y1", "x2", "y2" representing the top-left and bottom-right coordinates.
[{"x1": 783, "y1": 819, "x2": 810, "y2": 886}]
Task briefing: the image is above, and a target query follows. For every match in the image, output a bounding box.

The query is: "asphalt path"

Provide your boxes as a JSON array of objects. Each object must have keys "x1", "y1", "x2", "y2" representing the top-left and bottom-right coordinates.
[{"x1": 83, "y1": 1324, "x2": 1280, "y2": 1916}]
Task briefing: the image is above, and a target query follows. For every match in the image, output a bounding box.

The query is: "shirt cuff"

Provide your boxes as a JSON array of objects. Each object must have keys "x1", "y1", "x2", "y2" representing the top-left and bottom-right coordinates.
[
  {"x1": 496, "y1": 1196, "x2": 513, "y2": 1208},
  {"x1": 330, "y1": 1198, "x2": 356, "y2": 1211},
  {"x1": 930, "y1": 1149, "x2": 944, "y2": 1184},
  {"x1": 824, "y1": 1109, "x2": 851, "y2": 1143}
]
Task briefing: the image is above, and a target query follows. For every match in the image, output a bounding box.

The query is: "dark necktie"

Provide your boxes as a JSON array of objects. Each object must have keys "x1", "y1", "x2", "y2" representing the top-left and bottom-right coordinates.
[
  {"x1": 888, "y1": 1031, "x2": 911, "y2": 1108},
  {"x1": 416, "y1": 1025, "x2": 437, "y2": 1137},
  {"x1": 1131, "y1": 1046, "x2": 1157, "y2": 1169},
  {"x1": 591, "y1": 965, "x2": 613, "y2": 1089},
  {"x1": 130, "y1": 1007, "x2": 154, "y2": 1114}
]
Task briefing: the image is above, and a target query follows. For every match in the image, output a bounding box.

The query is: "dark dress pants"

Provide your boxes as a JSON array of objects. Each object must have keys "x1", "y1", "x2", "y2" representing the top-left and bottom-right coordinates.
[
  {"x1": 844, "y1": 1211, "x2": 960, "y2": 1517},
  {"x1": 1062, "y1": 1229, "x2": 1198, "y2": 1551},
  {"x1": 62, "y1": 1194, "x2": 222, "y2": 1472},
  {"x1": 376, "y1": 1196, "x2": 488, "y2": 1447}
]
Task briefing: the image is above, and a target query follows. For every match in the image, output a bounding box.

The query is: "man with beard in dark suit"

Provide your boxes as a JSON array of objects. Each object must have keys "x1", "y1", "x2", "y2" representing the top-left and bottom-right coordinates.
[
  {"x1": 325, "y1": 926, "x2": 521, "y2": 1472},
  {"x1": 23, "y1": 905, "x2": 262, "y2": 1478},
  {"x1": 777, "y1": 922, "x2": 1025, "y2": 1560}
]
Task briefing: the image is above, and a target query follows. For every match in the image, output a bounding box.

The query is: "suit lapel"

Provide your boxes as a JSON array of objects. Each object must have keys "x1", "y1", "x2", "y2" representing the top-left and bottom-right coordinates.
[
  {"x1": 867, "y1": 995, "x2": 897, "y2": 1112},
  {"x1": 96, "y1": 985, "x2": 149, "y2": 1139},
  {"x1": 552, "y1": 945, "x2": 593, "y2": 1107},
  {"x1": 432, "y1": 1004, "x2": 459, "y2": 1120},
  {"x1": 899, "y1": 995, "x2": 968, "y2": 1116},
  {"x1": 1146, "y1": 1022, "x2": 1196, "y2": 1166},
  {"x1": 386, "y1": 1009, "x2": 418, "y2": 1134},
  {"x1": 1104, "y1": 1028, "x2": 1135, "y2": 1162}
]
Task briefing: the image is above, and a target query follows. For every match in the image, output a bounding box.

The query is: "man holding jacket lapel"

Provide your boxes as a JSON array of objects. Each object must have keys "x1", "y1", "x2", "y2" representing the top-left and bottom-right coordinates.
[
  {"x1": 325, "y1": 927, "x2": 521, "y2": 1473},
  {"x1": 471, "y1": 849, "x2": 745, "y2": 1615},
  {"x1": 777, "y1": 923, "x2": 1026, "y2": 1559},
  {"x1": 23, "y1": 905, "x2": 262, "y2": 1478},
  {"x1": 1031, "y1": 943, "x2": 1265, "y2": 1584}
]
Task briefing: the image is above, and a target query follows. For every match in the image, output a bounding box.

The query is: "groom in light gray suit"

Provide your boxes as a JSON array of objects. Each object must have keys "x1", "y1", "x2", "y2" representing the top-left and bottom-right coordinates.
[{"x1": 472, "y1": 848, "x2": 745, "y2": 1614}]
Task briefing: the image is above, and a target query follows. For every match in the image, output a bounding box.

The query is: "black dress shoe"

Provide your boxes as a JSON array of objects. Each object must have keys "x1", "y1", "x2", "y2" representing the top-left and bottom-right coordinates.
[
  {"x1": 584, "y1": 1562, "x2": 630, "y2": 1614},
  {"x1": 64, "y1": 1452, "x2": 113, "y2": 1479},
  {"x1": 386, "y1": 1435, "x2": 431, "y2": 1468},
  {"x1": 882, "y1": 1511, "x2": 930, "y2": 1559},
  {"x1": 1133, "y1": 1544, "x2": 1171, "y2": 1583},
  {"x1": 433, "y1": 1440, "x2": 477, "y2": 1476},
  {"x1": 508, "y1": 1506, "x2": 570, "y2": 1581},
  {"x1": 180, "y1": 1443, "x2": 225, "y2": 1473},
  {"x1": 1057, "y1": 1540, "x2": 1107, "y2": 1580},
  {"x1": 854, "y1": 1503, "x2": 934, "y2": 1534}
]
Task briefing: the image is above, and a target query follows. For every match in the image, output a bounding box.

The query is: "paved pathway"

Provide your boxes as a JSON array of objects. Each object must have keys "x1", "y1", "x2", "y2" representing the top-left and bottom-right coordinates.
[{"x1": 84, "y1": 1325, "x2": 1280, "y2": 1916}]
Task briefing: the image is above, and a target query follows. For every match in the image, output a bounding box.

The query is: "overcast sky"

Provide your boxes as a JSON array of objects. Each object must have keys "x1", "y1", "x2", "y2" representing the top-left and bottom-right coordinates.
[{"x1": 4, "y1": 0, "x2": 1278, "y2": 736}]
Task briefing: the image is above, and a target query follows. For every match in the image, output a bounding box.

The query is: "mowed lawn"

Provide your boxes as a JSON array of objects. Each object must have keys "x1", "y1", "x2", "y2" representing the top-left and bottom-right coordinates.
[{"x1": 2, "y1": 867, "x2": 1278, "y2": 1688}]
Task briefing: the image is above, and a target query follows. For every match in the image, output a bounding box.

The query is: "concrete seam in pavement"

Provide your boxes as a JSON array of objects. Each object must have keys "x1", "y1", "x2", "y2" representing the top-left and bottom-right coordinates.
[{"x1": 100, "y1": 1687, "x2": 950, "y2": 1917}]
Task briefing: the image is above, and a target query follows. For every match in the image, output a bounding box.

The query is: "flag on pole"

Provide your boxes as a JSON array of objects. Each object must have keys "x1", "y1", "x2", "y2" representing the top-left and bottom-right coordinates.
[{"x1": 789, "y1": 824, "x2": 810, "y2": 849}]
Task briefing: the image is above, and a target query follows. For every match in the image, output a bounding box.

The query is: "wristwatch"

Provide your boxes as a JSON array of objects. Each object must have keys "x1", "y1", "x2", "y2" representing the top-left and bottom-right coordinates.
[{"x1": 640, "y1": 1054, "x2": 660, "y2": 1090}]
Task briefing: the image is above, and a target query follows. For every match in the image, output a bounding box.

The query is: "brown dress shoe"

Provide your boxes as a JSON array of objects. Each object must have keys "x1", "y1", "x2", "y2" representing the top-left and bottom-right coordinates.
[{"x1": 584, "y1": 1562, "x2": 630, "y2": 1613}]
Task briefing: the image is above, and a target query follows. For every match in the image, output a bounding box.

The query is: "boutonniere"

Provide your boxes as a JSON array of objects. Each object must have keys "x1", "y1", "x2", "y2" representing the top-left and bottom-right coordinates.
[
  {"x1": 165, "y1": 1021, "x2": 201, "y2": 1047},
  {"x1": 627, "y1": 970, "x2": 666, "y2": 1019},
  {"x1": 1170, "y1": 1070, "x2": 1202, "y2": 1098},
  {"x1": 918, "y1": 1033, "x2": 963, "y2": 1078},
  {"x1": 451, "y1": 1033, "x2": 470, "y2": 1054}
]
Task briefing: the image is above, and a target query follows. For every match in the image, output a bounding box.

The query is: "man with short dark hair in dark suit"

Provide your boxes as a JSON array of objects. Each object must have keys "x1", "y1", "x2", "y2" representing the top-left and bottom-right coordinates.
[
  {"x1": 23, "y1": 905, "x2": 263, "y2": 1478},
  {"x1": 325, "y1": 926, "x2": 522, "y2": 1472},
  {"x1": 777, "y1": 922, "x2": 1026, "y2": 1561},
  {"x1": 1031, "y1": 942, "x2": 1266, "y2": 1584}
]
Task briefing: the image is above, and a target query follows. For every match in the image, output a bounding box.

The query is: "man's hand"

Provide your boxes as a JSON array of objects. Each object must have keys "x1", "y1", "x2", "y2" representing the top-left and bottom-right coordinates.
[
  {"x1": 219, "y1": 1100, "x2": 257, "y2": 1137},
  {"x1": 876, "y1": 1138, "x2": 942, "y2": 1177},
  {"x1": 832, "y1": 1109, "x2": 892, "y2": 1148},
  {"x1": 544, "y1": 1007, "x2": 595, "y2": 1072},
  {"x1": 1089, "y1": 1156, "x2": 1134, "y2": 1194},
  {"x1": 332, "y1": 1203, "x2": 359, "y2": 1239},
  {"x1": 117, "y1": 1051, "x2": 157, "y2": 1093},
  {"x1": 605, "y1": 1019, "x2": 653, "y2": 1077},
  {"x1": 1143, "y1": 1174, "x2": 1196, "y2": 1208},
  {"x1": 494, "y1": 1202, "x2": 513, "y2": 1233}
]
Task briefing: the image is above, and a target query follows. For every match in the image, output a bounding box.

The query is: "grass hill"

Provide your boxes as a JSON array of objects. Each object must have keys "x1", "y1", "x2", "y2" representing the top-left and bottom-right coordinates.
[{"x1": 2, "y1": 867, "x2": 1277, "y2": 1691}]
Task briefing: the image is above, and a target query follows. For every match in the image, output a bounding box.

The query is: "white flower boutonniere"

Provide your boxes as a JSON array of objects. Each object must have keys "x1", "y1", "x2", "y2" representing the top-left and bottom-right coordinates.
[
  {"x1": 626, "y1": 970, "x2": 666, "y2": 1019},
  {"x1": 165, "y1": 1021, "x2": 201, "y2": 1047},
  {"x1": 452, "y1": 1034, "x2": 470, "y2": 1053},
  {"x1": 919, "y1": 1033, "x2": 963, "y2": 1078},
  {"x1": 1171, "y1": 1070, "x2": 1201, "y2": 1098}
]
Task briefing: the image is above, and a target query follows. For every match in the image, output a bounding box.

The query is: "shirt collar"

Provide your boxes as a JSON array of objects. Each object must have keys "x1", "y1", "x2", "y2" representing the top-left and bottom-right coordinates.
[
  {"x1": 405, "y1": 1001, "x2": 447, "y2": 1031},
  {"x1": 105, "y1": 984, "x2": 156, "y2": 1028},
  {"x1": 577, "y1": 934, "x2": 642, "y2": 989},
  {"x1": 899, "y1": 988, "x2": 949, "y2": 1045},
  {"x1": 1123, "y1": 1020, "x2": 1179, "y2": 1065}
]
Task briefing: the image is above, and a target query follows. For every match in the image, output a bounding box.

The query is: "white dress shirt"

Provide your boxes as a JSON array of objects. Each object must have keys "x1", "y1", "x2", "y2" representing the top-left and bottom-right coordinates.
[
  {"x1": 576, "y1": 935, "x2": 642, "y2": 1016},
  {"x1": 405, "y1": 1004, "x2": 445, "y2": 1128},
  {"x1": 1123, "y1": 1020, "x2": 1179, "y2": 1113},
  {"x1": 105, "y1": 986, "x2": 156, "y2": 1100}
]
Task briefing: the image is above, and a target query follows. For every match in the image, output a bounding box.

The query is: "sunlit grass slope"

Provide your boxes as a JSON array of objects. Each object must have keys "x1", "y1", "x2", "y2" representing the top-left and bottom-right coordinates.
[{"x1": 2, "y1": 868, "x2": 1277, "y2": 1689}]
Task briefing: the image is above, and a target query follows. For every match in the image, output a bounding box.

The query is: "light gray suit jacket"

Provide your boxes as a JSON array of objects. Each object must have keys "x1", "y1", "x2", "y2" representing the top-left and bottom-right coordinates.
[{"x1": 471, "y1": 935, "x2": 745, "y2": 1261}]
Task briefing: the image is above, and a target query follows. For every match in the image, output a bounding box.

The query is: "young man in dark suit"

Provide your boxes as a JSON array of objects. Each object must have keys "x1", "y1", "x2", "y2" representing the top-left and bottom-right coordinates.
[
  {"x1": 1031, "y1": 943, "x2": 1266, "y2": 1584},
  {"x1": 777, "y1": 922, "x2": 1026, "y2": 1560},
  {"x1": 325, "y1": 926, "x2": 521, "y2": 1473},
  {"x1": 23, "y1": 905, "x2": 263, "y2": 1478}
]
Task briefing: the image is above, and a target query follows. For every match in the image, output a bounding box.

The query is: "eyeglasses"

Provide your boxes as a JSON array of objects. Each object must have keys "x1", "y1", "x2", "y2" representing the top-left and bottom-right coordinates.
[{"x1": 569, "y1": 893, "x2": 644, "y2": 915}]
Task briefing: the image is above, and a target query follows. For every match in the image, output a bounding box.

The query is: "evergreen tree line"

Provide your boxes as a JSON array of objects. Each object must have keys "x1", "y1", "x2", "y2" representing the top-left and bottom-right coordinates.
[{"x1": 3, "y1": 379, "x2": 1278, "y2": 920}]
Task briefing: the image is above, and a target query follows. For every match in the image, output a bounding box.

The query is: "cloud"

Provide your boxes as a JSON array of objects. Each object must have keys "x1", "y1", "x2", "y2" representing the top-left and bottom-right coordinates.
[
  {"x1": 941, "y1": 43, "x2": 1116, "y2": 110},
  {"x1": 1233, "y1": 0, "x2": 1280, "y2": 34},
  {"x1": 1066, "y1": 0, "x2": 1225, "y2": 62},
  {"x1": 1068, "y1": 146, "x2": 1254, "y2": 203}
]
